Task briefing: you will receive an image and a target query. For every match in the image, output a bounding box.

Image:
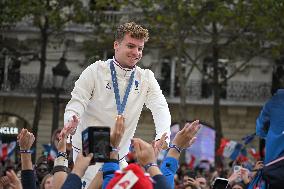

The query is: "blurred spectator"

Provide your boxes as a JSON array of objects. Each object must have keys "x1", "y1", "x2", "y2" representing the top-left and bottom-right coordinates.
[
  {"x1": 231, "y1": 182, "x2": 246, "y2": 189},
  {"x1": 195, "y1": 176, "x2": 208, "y2": 189},
  {"x1": 40, "y1": 174, "x2": 53, "y2": 189},
  {"x1": 35, "y1": 156, "x2": 52, "y2": 185}
]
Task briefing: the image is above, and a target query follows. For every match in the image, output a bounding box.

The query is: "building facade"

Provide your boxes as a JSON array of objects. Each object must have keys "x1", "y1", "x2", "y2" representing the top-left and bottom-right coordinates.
[{"x1": 0, "y1": 11, "x2": 279, "y2": 160}]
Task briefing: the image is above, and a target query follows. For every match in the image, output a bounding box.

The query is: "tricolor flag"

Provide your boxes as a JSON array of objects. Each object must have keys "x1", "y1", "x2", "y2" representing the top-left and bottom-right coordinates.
[
  {"x1": 0, "y1": 141, "x2": 17, "y2": 160},
  {"x1": 218, "y1": 138, "x2": 243, "y2": 160},
  {"x1": 248, "y1": 148, "x2": 261, "y2": 160}
]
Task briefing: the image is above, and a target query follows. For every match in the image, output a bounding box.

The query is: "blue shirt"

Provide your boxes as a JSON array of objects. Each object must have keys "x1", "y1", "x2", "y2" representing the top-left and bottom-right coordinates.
[
  {"x1": 160, "y1": 156, "x2": 179, "y2": 189},
  {"x1": 256, "y1": 89, "x2": 284, "y2": 163}
]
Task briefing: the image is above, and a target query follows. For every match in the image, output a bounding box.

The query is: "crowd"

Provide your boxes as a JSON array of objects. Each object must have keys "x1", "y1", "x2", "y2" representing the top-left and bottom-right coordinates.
[
  {"x1": 1, "y1": 21, "x2": 283, "y2": 189},
  {"x1": 0, "y1": 116, "x2": 270, "y2": 189}
]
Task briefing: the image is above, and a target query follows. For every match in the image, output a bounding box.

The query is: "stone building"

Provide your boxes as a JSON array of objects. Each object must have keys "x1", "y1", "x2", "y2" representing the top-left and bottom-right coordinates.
[{"x1": 0, "y1": 11, "x2": 279, "y2": 161}]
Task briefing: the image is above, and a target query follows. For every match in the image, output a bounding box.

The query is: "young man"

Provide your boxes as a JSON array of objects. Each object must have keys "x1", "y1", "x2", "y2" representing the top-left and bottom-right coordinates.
[{"x1": 63, "y1": 22, "x2": 171, "y2": 185}]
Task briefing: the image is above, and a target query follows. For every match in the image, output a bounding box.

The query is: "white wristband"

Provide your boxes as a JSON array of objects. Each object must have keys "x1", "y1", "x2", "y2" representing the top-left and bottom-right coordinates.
[{"x1": 54, "y1": 156, "x2": 68, "y2": 167}]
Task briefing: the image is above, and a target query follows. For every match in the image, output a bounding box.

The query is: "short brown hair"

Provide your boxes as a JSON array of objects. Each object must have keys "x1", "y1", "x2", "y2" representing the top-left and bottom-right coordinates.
[{"x1": 115, "y1": 22, "x2": 149, "y2": 42}]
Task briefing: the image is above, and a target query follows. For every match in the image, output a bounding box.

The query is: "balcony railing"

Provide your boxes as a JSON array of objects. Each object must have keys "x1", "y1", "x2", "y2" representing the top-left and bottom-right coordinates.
[
  {"x1": 0, "y1": 73, "x2": 78, "y2": 97},
  {"x1": 1, "y1": 73, "x2": 271, "y2": 103},
  {"x1": 159, "y1": 79, "x2": 271, "y2": 104}
]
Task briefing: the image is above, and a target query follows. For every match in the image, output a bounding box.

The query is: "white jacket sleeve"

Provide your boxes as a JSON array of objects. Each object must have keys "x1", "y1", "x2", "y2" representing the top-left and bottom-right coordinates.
[
  {"x1": 144, "y1": 70, "x2": 171, "y2": 144},
  {"x1": 64, "y1": 64, "x2": 97, "y2": 125}
]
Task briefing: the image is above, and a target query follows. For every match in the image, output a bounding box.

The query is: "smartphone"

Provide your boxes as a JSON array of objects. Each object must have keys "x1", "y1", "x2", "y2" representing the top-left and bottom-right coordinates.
[
  {"x1": 233, "y1": 165, "x2": 242, "y2": 182},
  {"x1": 233, "y1": 165, "x2": 241, "y2": 173},
  {"x1": 82, "y1": 126, "x2": 111, "y2": 163},
  {"x1": 212, "y1": 177, "x2": 229, "y2": 189}
]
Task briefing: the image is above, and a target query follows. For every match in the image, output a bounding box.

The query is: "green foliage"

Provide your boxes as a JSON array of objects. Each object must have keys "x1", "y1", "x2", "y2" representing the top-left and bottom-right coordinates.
[{"x1": 2, "y1": 0, "x2": 88, "y2": 32}]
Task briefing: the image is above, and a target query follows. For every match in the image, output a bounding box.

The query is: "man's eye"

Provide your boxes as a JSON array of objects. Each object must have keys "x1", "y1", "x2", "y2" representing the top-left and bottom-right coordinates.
[{"x1": 127, "y1": 45, "x2": 134, "y2": 48}]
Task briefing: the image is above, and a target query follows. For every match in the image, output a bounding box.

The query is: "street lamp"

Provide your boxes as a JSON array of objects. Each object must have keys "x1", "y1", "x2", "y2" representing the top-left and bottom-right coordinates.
[{"x1": 51, "y1": 56, "x2": 70, "y2": 135}]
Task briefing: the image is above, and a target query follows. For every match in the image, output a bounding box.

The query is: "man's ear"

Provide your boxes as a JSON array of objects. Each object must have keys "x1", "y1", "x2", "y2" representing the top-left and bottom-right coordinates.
[{"x1": 114, "y1": 41, "x2": 119, "y2": 50}]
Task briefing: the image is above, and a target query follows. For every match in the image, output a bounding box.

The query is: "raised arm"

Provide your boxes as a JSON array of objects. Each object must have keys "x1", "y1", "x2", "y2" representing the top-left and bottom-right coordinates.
[
  {"x1": 17, "y1": 129, "x2": 36, "y2": 189},
  {"x1": 64, "y1": 64, "x2": 97, "y2": 125},
  {"x1": 132, "y1": 138, "x2": 171, "y2": 189},
  {"x1": 53, "y1": 123, "x2": 77, "y2": 189},
  {"x1": 61, "y1": 152, "x2": 93, "y2": 189},
  {"x1": 161, "y1": 120, "x2": 201, "y2": 189},
  {"x1": 101, "y1": 115, "x2": 125, "y2": 189}
]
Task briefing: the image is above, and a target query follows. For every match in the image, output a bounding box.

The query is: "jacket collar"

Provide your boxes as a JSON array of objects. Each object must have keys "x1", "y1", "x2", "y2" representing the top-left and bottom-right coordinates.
[{"x1": 112, "y1": 57, "x2": 135, "y2": 78}]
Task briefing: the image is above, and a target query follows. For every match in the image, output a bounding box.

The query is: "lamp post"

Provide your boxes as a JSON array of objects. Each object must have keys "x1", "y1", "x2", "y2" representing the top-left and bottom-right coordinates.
[{"x1": 51, "y1": 56, "x2": 70, "y2": 135}]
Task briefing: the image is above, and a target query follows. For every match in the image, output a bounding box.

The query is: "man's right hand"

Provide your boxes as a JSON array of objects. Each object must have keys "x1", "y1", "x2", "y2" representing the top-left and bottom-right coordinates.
[{"x1": 60, "y1": 115, "x2": 79, "y2": 139}]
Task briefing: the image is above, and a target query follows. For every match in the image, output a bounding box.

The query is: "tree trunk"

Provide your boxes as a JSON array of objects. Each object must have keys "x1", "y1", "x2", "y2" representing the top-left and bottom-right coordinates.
[
  {"x1": 212, "y1": 21, "x2": 223, "y2": 164},
  {"x1": 176, "y1": 42, "x2": 188, "y2": 163},
  {"x1": 177, "y1": 43, "x2": 187, "y2": 127},
  {"x1": 32, "y1": 18, "x2": 48, "y2": 162}
]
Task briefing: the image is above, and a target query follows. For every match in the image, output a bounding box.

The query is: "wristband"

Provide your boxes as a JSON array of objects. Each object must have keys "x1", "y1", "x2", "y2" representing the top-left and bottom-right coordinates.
[
  {"x1": 168, "y1": 144, "x2": 183, "y2": 153},
  {"x1": 54, "y1": 156, "x2": 68, "y2": 167},
  {"x1": 51, "y1": 165, "x2": 69, "y2": 175},
  {"x1": 20, "y1": 149, "x2": 32, "y2": 153},
  {"x1": 57, "y1": 151, "x2": 68, "y2": 159},
  {"x1": 144, "y1": 163, "x2": 158, "y2": 171}
]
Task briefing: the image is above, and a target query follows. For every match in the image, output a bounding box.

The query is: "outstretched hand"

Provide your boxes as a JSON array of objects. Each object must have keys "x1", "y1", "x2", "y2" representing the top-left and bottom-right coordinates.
[
  {"x1": 17, "y1": 129, "x2": 35, "y2": 150},
  {"x1": 132, "y1": 138, "x2": 156, "y2": 166},
  {"x1": 59, "y1": 115, "x2": 79, "y2": 140},
  {"x1": 152, "y1": 133, "x2": 168, "y2": 157},
  {"x1": 172, "y1": 120, "x2": 201, "y2": 149}
]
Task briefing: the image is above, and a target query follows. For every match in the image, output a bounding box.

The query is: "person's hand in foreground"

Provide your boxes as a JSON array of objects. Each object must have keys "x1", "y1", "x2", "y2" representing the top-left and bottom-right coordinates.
[
  {"x1": 172, "y1": 120, "x2": 201, "y2": 149},
  {"x1": 6, "y1": 170, "x2": 23, "y2": 189},
  {"x1": 152, "y1": 133, "x2": 168, "y2": 157},
  {"x1": 72, "y1": 152, "x2": 93, "y2": 178}
]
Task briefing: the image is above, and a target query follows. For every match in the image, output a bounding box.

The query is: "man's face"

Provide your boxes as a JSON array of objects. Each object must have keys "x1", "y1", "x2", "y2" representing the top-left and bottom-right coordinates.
[{"x1": 114, "y1": 33, "x2": 144, "y2": 68}]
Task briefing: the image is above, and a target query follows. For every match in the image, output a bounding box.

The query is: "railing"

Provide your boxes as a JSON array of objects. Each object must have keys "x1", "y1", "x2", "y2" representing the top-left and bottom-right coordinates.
[
  {"x1": 1, "y1": 74, "x2": 271, "y2": 103},
  {"x1": 0, "y1": 73, "x2": 78, "y2": 97},
  {"x1": 159, "y1": 79, "x2": 271, "y2": 103}
]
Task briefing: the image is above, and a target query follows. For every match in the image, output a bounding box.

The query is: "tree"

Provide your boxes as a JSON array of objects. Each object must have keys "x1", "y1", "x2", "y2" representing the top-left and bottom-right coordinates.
[
  {"x1": 133, "y1": 0, "x2": 271, "y2": 161},
  {"x1": 2, "y1": 0, "x2": 88, "y2": 159}
]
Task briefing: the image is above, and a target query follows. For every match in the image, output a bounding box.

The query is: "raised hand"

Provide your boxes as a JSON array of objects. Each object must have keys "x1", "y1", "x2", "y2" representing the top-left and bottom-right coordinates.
[
  {"x1": 152, "y1": 133, "x2": 168, "y2": 157},
  {"x1": 17, "y1": 129, "x2": 35, "y2": 150},
  {"x1": 110, "y1": 115, "x2": 125, "y2": 148},
  {"x1": 59, "y1": 115, "x2": 79, "y2": 139},
  {"x1": 172, "y1": 120, "x2": 201, "y2": 149},
  {"x1": 132, "y1": 138, "x2": 156, "y2": 166},
  {"x1": 184, "y1": 177, "x2": 200, "y2": 189},
  {"x1": 6, "y1": 170, "x2": 22, "y2": 189}
]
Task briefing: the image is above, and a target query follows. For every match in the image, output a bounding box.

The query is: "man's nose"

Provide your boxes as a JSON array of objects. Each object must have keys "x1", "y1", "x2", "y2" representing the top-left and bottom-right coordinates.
[{"x1": 131, "y1": 48, "x2": 139, "y2": 56}]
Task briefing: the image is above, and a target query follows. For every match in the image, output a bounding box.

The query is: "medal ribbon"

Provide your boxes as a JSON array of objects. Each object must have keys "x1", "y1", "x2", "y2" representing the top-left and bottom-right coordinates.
[{"x1": 110, "y1": 60, "x2": 135, "y2": 115}]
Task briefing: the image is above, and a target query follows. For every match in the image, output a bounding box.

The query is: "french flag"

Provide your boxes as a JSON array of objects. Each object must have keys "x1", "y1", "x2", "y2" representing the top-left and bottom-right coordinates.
[
  {"x1": 217, "y1": 138, "x2": 242, "y2": 160},
  {"x1": 0, "y1": 141, "x2": 16, "y2": 161}
]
